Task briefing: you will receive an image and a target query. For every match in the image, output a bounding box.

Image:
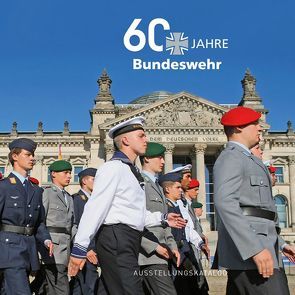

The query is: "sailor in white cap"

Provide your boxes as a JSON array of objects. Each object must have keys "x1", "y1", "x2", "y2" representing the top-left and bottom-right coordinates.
[
  {"x1": 169, "y1": 164, "x2": 192, "y2": 174},
  {"x1": 68, "y1": 116, "x2": 186, "y2": 294}
]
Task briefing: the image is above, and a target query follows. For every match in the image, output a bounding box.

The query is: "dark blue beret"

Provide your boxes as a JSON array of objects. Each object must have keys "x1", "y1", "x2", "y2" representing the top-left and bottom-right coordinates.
[
  {"x1": 158, "y1": 172, "x2": 182, "y2": 185},
  {"x1": 78, "y1": 168, "x2": 97, "y2": 179},
  {"x1": 8, "y1": 138, "x2": 37, "y2": 153}
]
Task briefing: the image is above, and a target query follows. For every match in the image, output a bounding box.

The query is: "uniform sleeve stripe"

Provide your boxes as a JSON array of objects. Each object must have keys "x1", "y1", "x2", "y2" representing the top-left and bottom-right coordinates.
[{"x1": 71, "y1": 243, "x2": 87, "y2": 258}]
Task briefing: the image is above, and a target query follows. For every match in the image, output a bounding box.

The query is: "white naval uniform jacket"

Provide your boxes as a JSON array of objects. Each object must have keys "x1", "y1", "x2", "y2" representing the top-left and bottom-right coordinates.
[{"x1": 72, "y1": 160, "x2": 163, "y2": 256}]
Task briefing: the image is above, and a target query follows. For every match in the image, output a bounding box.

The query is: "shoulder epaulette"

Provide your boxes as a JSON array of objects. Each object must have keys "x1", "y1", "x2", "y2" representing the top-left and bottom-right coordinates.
[
  {"x1": 43, "y1": 185, "x2": 51, "y2": 189},
  {"x1": 80, "y1": 194, "x2": 87, "y2": 201},
  {"x1": 9, "y1": 177, "x2": 17, "y2": 184}
]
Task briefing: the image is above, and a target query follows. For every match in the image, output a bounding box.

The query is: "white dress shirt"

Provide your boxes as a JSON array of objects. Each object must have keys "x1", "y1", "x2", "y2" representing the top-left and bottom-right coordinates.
[
  {"x1": 177, "y1": 198, "x2": 203, "y2": 249},
  {"x1": 73, "y1": 160, "x2": 163, "y2": 254}
]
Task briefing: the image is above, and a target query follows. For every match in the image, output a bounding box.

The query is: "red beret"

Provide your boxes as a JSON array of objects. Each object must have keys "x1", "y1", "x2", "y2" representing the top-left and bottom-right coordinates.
[
  {"x1": 221, "y1": 106, "x2": 261, "y2": 127},
  {"x1": 188, "y1": 179, "x2": 200, "y2": 189},
  {"x1": 268, "y1": 166, "x2": 277, "y2": 174},
  {"x1": 0, "y1": 172, "x2": 3, "y2": 180}
]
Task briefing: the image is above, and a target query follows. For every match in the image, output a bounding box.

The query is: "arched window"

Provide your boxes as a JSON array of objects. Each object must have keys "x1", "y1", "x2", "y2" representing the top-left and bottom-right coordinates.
[{"x1": 274, "y1": 195, "x2": 288, "y2": 228}]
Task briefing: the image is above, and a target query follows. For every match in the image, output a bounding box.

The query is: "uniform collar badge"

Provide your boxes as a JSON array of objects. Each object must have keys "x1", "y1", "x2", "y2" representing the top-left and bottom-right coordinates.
[
  {"x1": 9, "y1": 177, "x2": 17, "y2": 184},
  {"x1": 80, "y1": 194, "x2": 87, "y2": 201}
]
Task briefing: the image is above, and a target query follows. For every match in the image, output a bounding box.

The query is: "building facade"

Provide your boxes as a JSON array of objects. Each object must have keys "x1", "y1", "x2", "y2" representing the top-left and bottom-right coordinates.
[{"x1": 1, "y1": 69, "x2": 294, "y2": 240}]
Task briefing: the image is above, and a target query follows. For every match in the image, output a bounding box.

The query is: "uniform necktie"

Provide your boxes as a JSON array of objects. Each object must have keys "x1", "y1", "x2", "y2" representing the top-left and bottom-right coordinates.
[
  {"x1": 23, "y1": 179, "x2": 29, "y2": 195},
  {"x1": 155, "y1": 178, "x2": 161, "y2": 191},
  {"x1": 62, "y1": 189, "x2": 68, "y2": 208}
]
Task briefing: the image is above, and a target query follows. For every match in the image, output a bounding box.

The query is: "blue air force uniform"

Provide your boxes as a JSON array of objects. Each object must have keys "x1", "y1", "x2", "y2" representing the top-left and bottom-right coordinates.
[
  {"x1": 0, "y1": 172, "x2": 50, "y2": 270},
  {"x1": 71, "y1": 167, "x2": 103, "y2": 295},
  {"x1": 0, "y1": 138, "x2": 51, "y2": 295}
]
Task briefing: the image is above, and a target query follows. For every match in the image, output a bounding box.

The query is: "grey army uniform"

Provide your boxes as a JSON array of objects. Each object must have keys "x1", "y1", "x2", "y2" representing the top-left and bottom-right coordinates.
[
  {"x1": 139, "y1": 172, "x2": 178, "y2": 295},
  {"x1": 214, "y1": 142, "x2": 282, "y2": 270},
  {"x1": 39, "y1": 184, "x2": 75, "y2": 266},
  {"x1": 138, "y1": 173, "x2": 177, "y2": 265}
]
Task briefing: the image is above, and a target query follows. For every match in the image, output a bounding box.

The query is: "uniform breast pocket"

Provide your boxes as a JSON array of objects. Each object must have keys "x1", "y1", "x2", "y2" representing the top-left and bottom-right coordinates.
[
  {"x1": 5, "y1": 199, "x2": 25, "y2": 217},
  {"x1": 34, "y1": 204, "x2": 41, "y2": 211},
  {"x1": 49, "y1": 205, "x2": 65, "y2": 212},
  {"x1": 250, "y1": 175, "x2": 270, "y2": 204},
  {"x1": 149, "y1": 197, "x2": 163, "y2": 209}
]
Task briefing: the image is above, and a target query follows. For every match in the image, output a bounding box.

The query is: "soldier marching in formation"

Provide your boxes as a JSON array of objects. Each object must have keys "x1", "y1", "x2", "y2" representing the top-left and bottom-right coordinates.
[{"x1": 1, "y1": 110, "x2": 295, "y2": 295}]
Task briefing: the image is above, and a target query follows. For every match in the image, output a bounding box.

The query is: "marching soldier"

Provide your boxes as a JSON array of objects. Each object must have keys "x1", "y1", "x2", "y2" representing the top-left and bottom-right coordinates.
[
  {"x1": 0, "y1": 138, "x2": 52, "y2": 295},
  {"x1": 185, "y1": 181, "x2": 209, "y2": 295},
  {"x1": 171, "y1": 166, "x2": 210, "y2": 293},
  {"x1": 213, "y1": 106, "x2": 295, "y2": 294},
  {"x1": 159, "y1": 173, "x2": 207, "y2": 295},
  {"x1": 38, "y1": 160, "x2": 75, "y2": 295},
  {"x1": 192, "y1": 202, "x2": 204, "y2": 234},
  {"x1": 71, "y1": 167, "x2": 104, "y2": 295},
  {"x1": 268, "y1": 166, "x2": 277, "y2": 187},
  {"x1": 139, "y1": 142, "x2": 180, "y2": 295},
  {"x1": 68, "y1": 117, "x2": 186, "y2": 294}
]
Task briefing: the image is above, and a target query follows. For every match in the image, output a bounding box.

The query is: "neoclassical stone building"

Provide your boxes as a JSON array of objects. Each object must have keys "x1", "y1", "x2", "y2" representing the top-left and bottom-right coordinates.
[{"x1": 1, "y1": 69, "x2": 294, "y2": 240}]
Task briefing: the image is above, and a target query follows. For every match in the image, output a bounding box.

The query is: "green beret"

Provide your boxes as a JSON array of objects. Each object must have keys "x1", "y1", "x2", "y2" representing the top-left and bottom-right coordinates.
[
  {"x1": 144, "y1": 142, "x2": 166, "y2": 157},
  {"x1": 192, "y1": 202, "x2": 203, "y2": 209},
  {"x1": 49, "y1": 160, "x2": 72, "y2": 172}
]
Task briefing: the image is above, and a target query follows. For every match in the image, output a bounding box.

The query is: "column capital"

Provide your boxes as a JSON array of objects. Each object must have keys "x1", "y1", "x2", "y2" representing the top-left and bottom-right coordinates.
[
  {"x1": 35, "y1": 155, "x2": 43, "y2": 164},
  {"x1": 105, "y1": 143, "x2": 114, "y2": 154},
  {"x1": 289, "y1": 156, "x2": 295, "y2": 165},
  {"x1": 194, "y1": 143, "x2": 207, "y2": 154},
  {"x1": 163, "y1": 143, "x2": 175, "y2": 153}
]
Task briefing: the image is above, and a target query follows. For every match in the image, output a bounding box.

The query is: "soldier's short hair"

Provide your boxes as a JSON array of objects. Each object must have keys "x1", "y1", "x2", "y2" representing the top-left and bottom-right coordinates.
[
  {"x1": 161, "y1": 181, "x2": 175, "y2": 193},
  {"x1": 8, "y1": 147, "x2": 22, "y2": 166},
  {"x1": 224, "y1": 126, "x2": 236, "y2": 137}
]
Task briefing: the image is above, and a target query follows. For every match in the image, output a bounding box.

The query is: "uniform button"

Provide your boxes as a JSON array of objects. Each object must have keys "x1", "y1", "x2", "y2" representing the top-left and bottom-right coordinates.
[
  {"x1": 260, "y1": 180, "x2": 263, "y2": 185},
  {"x1": 28, "y1": 204, "x2": 31, "y2": 208},
  {"x1": 14, "y1": 203, "x2": 17, "y2": 206},
  {"x1": 38, "y1": 205, "x2": 40, "y2": 208},
  {"x1": 57, "y1": 206, "x2": 59, "y2": 209},
  {"x1": 26, "y1": 224, "x2": 30, "y2": 227},
  {"x1": 5, "y1": 238, "x2": 9, "y2": 242},
  {"x1": 29, "y1": 214, "x2": 32, "y2": 218}
]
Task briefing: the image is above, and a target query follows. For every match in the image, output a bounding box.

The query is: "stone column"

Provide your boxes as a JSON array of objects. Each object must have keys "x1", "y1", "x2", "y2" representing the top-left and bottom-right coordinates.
[
  {"x1": 194, "y1": 144, "x2": 210, "y2": 232},
  {"x1": 289, "y1": 156, "x2": 295, "y2": 229},
  {"x1": 163, "y1": 144, "x2": 175, "y2": 173},
  {"x1": 105, "y1": 144, "x2": 114, "y2": 161},
  {"x1": 190, "y1": 149, "x2": 196, "y2": 178},
  {"x1": 194, "y1": 144, "x2": 207, "y2": 211},
  {"x1": 31, "y1": 155, "x2": 43, "y2": 184}
]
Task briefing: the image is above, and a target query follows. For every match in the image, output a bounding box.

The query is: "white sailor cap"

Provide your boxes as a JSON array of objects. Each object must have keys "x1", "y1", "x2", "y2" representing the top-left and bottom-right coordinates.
[
  {"x1": 108, "y1": 116, "x2": 145, "y2": 139},
  {"x1": 169, "y1": 164, "x2": 192, "y2": 174}
]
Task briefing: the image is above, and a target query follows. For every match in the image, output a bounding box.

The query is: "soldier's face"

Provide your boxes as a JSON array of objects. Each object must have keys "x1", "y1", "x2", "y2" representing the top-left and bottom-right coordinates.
[
  {"x1": 52, "y1": 170, "x2": 72, "y2": 187},
  {"x1": 187, "y1": 187, "x2": 199, "y2": 199},
  {"x1": 167, "y1": 182, "x2": 183, "y2": 201},
  {"x1": 83, "y1": 176, "x2": 95, "y2": 192},
  {"x1": 181, "y1": 172, "x2": 192, "y2": 190},
  {"x1": 145, "y1": 155, "x2": 165, "y2": 173},
  {"x1": 125, "y1": 130, "x2": 147, "y2": 156},
  {"x1": 271, "y1": 173, "x2": 277, "y2": 186},
  {"x1": 250, "y1": 144, "x2": 263, "y2": 159},
  {"x1": 13, "y1": 149, "x2": 35, "y2": 171},
  {"x1": 194, "y1": 207, "x2": 203, "y2": 217},
  {"x1": 239, "y1": 121, "x2": 262, "y2": 148}
]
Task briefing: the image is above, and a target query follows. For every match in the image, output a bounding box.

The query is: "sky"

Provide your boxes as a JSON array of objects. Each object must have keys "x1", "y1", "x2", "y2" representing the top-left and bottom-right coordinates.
[{"x1": 0, "y1": 0, "x2": 294, "y2": 132}]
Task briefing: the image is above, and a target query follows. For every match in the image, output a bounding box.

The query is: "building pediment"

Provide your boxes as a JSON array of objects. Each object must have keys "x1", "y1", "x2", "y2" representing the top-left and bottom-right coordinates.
[{"x1": 100, "y1": 92, "x2": 228, "y2": 130}]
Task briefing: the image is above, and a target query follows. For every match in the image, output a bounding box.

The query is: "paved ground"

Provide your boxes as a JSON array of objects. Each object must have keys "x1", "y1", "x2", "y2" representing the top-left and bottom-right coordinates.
[{"x1": 205, "y1": 266, "x2": 295, "y2": 294}]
